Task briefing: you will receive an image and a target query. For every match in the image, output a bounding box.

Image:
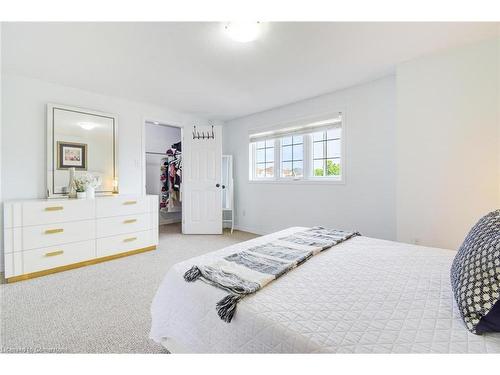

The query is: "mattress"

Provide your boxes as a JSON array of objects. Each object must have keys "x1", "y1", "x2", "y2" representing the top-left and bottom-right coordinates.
[{"x1": 150, "y1": 227, "x2": 500, "y2": 353}]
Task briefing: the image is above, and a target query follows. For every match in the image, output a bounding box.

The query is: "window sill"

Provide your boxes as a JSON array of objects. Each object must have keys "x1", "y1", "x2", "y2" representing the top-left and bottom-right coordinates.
[{"x1": 248, "y1": 178, "x2": 345, "y2": 185}]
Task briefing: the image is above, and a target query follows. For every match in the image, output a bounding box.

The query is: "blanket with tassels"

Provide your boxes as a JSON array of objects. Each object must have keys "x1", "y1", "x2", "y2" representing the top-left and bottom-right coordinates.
[{"x1": 184, "y1": 227, "x2": 360, "y2": 323}]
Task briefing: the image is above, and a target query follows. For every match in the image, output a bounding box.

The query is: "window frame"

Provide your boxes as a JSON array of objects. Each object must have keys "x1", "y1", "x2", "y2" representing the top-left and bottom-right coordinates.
[{"x1": 248, "y1": 114, "x2": 345, "y2": 184}]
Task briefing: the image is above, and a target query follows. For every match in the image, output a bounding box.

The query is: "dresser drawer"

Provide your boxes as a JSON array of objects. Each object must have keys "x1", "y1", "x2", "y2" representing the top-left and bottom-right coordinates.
[
  {"x1": 21, "y1": 199, "x2": 95, "y2": 227},
  {"x1": 96, "y1": 196, "x2": 149, "y2": 218},
  {"x1": 22, "y1": 220, "x2": 95, "y2": 250},
  {"x1": 96, "y1": 230, "x2": 156, "y2": 258},
  {"x1": 22, "y1": 240, "x2": 96, "y2": 274},
  {"x1": 96, "y1": 213, "x2": 157, "y2": 238}
]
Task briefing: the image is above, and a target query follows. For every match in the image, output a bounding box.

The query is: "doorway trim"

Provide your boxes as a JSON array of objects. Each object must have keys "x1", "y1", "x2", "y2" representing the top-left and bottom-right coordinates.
[{"x1": 141, "y1": 117, "x2": 184, "y2": 229}]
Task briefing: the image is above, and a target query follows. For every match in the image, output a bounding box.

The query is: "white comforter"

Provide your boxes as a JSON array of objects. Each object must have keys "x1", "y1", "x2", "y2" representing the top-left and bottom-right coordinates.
[{"x1": 150, "y1": 227, "x2": 500, "y2": 353}]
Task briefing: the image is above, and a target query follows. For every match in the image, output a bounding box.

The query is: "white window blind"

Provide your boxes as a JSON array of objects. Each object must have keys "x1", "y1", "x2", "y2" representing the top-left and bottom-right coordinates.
[{"x1": 249, "y1": 113, "x2": 342, "y2": 143}]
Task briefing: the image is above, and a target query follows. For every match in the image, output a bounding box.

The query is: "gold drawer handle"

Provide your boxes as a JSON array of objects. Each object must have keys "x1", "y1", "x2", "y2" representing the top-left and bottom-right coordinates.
[
  {"x1": 45, "y1": 206, "x2": 64, "y2": 211},
  {"x1": 45, "y1": 228, "x2": 64, "y2": 234},
  {"x1": 45, "y1": 250, "x2": 64, "y2": 257},
  {"x1": 123, "y1": 200, "x2": 137, "y2": 205},
  {"x1": 123, "y1": 219, "x2": 137, "y2": 224},
  {"x1": 123, "y1": 237, "x2": 137, "y2": 243}
]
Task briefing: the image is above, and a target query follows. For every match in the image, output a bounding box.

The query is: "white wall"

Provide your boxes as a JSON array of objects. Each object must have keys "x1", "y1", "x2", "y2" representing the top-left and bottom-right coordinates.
[
  {"x1": 396, "y1": 38, "x2": 500, "y2": 250},
  {"x1": 224, "y1": 76, "x2": 397, "y2": 239},
  {"x1": 145, "y1": 122, "x2": 181, "y2": 154},
  {"x1": 1, "y1": 74, "x2": 209, "y2": 270}
]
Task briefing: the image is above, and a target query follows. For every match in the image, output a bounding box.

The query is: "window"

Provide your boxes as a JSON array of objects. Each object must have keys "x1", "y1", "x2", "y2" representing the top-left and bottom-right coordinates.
[
  {"x1": 249, "y1": 114, "x2": 343, "y2": 183},
  {"x1": 254, "y1": 139, "x2": 275, "y2": 178},
  {"x1": 312, "y1": 128, "x2": 341, "y2": 177},
  {"x1": 281, "y1": 135, "x2": 303, "y2": 178}
]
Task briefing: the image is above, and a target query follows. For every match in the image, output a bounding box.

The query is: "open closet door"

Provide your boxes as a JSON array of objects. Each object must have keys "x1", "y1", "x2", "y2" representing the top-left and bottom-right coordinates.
[{"x1": 182, "y1": 124, "x2": 222, "y2": 234}]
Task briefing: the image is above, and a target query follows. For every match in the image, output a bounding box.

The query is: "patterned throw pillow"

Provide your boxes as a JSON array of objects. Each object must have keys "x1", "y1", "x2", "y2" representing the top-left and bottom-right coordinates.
[{"x1": 450, "y1": 209, "x2": 500, "y2": 334}]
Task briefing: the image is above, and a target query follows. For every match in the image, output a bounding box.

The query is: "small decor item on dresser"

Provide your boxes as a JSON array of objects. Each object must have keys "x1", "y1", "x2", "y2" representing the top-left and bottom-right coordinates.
[
  {"x1": 450, "y1": 209, "x2": 500, "y2": 334},
  {"x1": 86, "y1": 186, "x2": 95, "y2": 199},
  {"x1": 76, "y1": 191, "x2": 87, "y2": 199},
  {"x1": 85, "y1": 174, "x2": 102, "y2": 200},
  {"x1": 74, "y1": 175, "x2": 87, "y2": 199},
  {"x1": 67, "y1": 167, "x2": 77, "y2": 198},
  {"x1": 73, "y1": 173, "x2": 101, "y2": 199}
]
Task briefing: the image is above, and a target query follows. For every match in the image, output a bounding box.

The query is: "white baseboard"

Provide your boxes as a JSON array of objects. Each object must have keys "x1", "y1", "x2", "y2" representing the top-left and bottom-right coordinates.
[
  {"x1": 233, "y1": 224, "x2": 267, "y2": 236},
  {"x1": 160, "y1": 218, "x2": 182, "y2": 225}
]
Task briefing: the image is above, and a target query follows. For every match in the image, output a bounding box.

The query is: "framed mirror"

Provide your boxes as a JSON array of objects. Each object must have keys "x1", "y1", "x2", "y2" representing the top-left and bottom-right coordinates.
[{"x1": 47, "y1": 104, "x2": 118, "y2": 197}]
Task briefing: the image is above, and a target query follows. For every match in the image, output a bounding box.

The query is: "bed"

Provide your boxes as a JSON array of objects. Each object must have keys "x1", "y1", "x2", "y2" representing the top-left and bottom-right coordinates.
[{"x1": 150, "y1": 227, "x2": 500, "y2": 353}]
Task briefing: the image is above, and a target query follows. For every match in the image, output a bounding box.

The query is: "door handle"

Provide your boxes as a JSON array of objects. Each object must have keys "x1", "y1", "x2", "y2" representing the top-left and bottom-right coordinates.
[
  {"x1": 216, "y1": 183, "x2": 220, "y2": 188},
  {"x1": 222, "y1": 185, "x2": 226, "y2": 189}
]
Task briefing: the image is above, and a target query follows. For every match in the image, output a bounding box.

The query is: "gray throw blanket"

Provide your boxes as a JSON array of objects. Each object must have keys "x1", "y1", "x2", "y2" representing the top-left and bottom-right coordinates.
[{"x1": 184, "y1": 227, "x2": 360, "y2": 322}]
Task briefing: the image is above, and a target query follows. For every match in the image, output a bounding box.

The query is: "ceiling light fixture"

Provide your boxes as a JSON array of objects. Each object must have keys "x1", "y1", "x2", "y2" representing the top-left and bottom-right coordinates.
[
  {"x1": 78, "y1": 122, "x2": 97, "y2": 130},
  {"x1": 224, "y1": 22, "x2": 261, "y2": 43}
]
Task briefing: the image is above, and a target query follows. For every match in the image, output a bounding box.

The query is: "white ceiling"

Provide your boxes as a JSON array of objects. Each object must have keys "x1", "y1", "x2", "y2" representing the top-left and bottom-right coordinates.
[{"x1": 2, "y1": 22, "x2": 498, "y2": 120}]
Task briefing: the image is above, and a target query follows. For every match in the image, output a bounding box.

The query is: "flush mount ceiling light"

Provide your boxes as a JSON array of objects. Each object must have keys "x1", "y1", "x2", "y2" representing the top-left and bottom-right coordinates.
[
  {"x1": 78, "y1": 121, "x2": 98, "y2": 130},
  {"x1": 223, "y1": 22, "x2": 261, "y2": 43}
]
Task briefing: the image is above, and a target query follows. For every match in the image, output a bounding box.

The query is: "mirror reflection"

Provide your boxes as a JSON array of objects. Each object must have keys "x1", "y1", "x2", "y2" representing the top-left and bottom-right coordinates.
[{"x1": 50, "y1": 106, "x2": 116, "y2": 196}]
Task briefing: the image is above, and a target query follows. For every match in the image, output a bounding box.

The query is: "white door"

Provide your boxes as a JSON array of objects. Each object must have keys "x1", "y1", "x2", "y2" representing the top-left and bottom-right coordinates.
[{"x1": 182, "y1": 125, "x2": 223, "y2": 234}]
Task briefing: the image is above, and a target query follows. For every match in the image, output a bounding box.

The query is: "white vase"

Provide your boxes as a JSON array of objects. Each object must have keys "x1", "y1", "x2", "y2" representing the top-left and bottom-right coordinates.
[
  {"x1": 77, "y1": 191, "x2": 86, "y2": 199},
  {"x1": 86, "y1": 186, "x2": 95, "y2": 199}
]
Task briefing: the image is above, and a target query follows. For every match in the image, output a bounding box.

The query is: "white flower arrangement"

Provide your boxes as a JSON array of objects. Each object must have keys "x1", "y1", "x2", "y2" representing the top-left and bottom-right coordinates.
[{"x1": 73, "y1": 173, "x2": 102, "y2": 192}]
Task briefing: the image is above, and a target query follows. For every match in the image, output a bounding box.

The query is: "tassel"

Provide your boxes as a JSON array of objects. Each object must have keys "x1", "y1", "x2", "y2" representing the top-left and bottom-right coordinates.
[
  {"x1": 184, "y1": 266, "x2": 201, "y2": 282},
  {"x1": 216, "y1": 294, "x2": 242, "y2": 323}
]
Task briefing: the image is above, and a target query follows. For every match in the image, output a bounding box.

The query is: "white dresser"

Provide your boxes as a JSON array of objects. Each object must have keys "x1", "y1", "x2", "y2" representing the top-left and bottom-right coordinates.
[{"x1": 3, "y1": 195, "x2": 159, "y2": 282}]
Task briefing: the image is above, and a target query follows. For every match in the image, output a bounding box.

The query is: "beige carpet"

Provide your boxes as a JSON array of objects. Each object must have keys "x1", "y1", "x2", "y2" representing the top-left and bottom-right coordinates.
[{"x1": 0, "y1": 224, "x2": 258, "y2": 353}]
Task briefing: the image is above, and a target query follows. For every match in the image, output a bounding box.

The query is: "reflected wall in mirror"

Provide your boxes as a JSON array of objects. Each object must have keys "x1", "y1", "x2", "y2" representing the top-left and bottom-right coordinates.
[{"x1": 47, "y1": 104, "x2": 118, "y2": 197}]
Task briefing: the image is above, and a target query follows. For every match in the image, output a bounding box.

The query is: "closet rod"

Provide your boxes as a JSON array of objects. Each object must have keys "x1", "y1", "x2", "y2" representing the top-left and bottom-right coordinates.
[{"x1": 145, "y1": 151, "x2": 167, "y2": 156}]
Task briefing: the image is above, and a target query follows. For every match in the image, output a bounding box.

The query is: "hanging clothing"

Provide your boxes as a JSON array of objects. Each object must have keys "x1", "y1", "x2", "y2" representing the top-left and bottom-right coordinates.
[{"x1": 159, "y1": 144, "x2": 182, "y2": 213}]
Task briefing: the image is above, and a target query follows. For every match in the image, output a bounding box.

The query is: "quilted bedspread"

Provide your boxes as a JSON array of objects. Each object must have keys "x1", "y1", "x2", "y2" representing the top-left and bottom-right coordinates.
[{"x1": 150, "y1": 227, "x2": 500, "y2": 353}]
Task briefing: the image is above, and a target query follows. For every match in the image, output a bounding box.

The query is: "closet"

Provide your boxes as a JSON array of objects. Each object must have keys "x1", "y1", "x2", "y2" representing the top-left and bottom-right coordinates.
[
  {"x1": 144, "y1": 123, "x2": 230, "y2": 235},
  {"x1": 145, "y1": 122, "x2": 182, "y2": 230}
]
